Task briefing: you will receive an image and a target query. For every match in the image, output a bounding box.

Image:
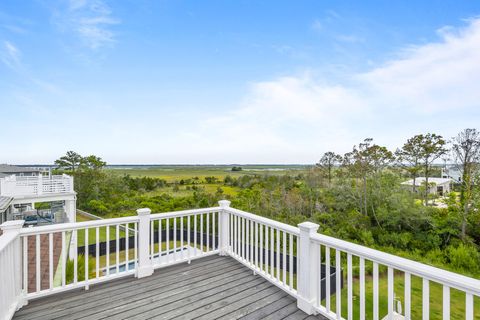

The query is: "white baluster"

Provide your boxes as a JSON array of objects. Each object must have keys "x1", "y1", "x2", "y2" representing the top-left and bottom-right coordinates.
[{"x1": 442, "y1": 285, "x2": 449, "y2": 320}]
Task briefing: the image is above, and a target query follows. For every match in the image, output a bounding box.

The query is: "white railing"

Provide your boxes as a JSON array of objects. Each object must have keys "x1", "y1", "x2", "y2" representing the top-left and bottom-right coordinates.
[
  {"x1": 0, "y1": 221, "x2": 24, "y2": 320},
  {"x1": 226, "y1": 206, "x2": 300, "y2": 297},
  {"x1": 0, "y1": 174, "x2": 74, "y2": 197},
  {"x1": 149, "y1": 207, "x2": 221, "y2": 270},
  {"x1": 309, "y1": 231, "x2": 480, "y2": 320},
  {"x1": 0, "y1": 201, "x2": 479, "y2": 320},
  {"x1": 18, "y1": 216, "x2": 139, "y2": 300}
]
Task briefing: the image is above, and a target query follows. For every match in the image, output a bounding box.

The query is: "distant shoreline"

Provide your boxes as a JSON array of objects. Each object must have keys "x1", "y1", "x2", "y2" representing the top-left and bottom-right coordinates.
[{"x1": 15, "y1": 164, "x2": 313, "y2": 168}]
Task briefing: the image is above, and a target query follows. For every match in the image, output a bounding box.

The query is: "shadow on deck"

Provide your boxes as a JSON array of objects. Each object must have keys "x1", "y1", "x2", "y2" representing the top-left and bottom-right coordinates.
[{"x1": 13, "y1": 255, "x2": 326, "y2": 320}]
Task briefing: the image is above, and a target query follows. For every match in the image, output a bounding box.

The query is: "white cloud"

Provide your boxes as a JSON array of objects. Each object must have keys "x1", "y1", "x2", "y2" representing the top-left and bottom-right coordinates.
[
  {"x1": 335, "y1": 34, "x2": 365, "y2": 43},
  {"x1": 1, "y1": 41, "x2": 21, "y2": 70},
  {"x1": 360, "y1": 18, "x2": 480, "y2": 114},
  {"x1": 185, "y1": 18, "x2": 480, "y2": 162},
  {"x1": 1, "y1": 41, "x2": 60, "y2": 93},
  {"x1": 55, "y1": 0, "x2": 120, "y2": 50},
  {"x1": 311, "y1": 19, "x2": 323, "y2": 32}
]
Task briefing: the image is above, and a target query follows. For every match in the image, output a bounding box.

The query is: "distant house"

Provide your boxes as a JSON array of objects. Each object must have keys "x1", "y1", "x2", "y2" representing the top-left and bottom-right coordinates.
[
  {"x1": 441, "y1": 165, "x2": 463, "y2": 183},
  {"x1": 0, "y1": 164, "x2": 40, "y2": 178},
  {"x1": 401, "y1": 177, "x2": 452, "y2": 196},
  {"x1": 0, "y1": 164, "x2": 76, "y2": 225}
]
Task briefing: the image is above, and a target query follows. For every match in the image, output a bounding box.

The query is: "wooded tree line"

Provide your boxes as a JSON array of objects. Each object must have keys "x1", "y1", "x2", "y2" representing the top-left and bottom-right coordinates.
[{"x1": 316, "y1": 129, "x2": 480, "y2": 240}]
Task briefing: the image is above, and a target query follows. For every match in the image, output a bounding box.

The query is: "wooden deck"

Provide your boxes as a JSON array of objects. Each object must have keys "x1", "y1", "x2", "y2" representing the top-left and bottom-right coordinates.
[{"x1": 13, "y1": 255, "x2": 326, "y2": 320}]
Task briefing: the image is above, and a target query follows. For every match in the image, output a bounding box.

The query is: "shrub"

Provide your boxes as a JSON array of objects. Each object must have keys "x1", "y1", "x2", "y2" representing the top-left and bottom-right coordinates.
[
  {"x1": 446, "y1": 244, "x2": 480, "y2": 275},
  {"x1": 65, "y1": 254, "x2": 96, "y2": 284}
]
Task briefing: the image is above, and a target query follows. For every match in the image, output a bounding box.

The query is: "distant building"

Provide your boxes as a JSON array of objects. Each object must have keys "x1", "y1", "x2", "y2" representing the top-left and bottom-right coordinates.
[
  {"x1": 441, "y1": 165, "x2": 463, "y2": 183},
  {"x1": 0, "y1": 164, "x2": 76, "y2": 225},
  {"x1": 0, "y1": 164, "x2": 40, "y2": 178},
  {"x1": 401, "y1": 177, "x2": 452, "y2": 196},
  {"x1": 0, "y1": 196, "x2": 13, "y2": 224}
]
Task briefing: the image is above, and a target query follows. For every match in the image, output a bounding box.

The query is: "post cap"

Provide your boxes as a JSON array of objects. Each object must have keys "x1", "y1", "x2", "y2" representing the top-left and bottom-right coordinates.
[
  {"x1": 298, "y1": 221, "x2": 319, "y2": 233},
  {"x1": 218, "y1": 200, "x2": 231, "y2": 208},
  {"x1": 136, "y1": 208, "x2": 151, "y2": 216},
  {"x1": 1, "y1": 220, "x2": 25, "y2": 232}
]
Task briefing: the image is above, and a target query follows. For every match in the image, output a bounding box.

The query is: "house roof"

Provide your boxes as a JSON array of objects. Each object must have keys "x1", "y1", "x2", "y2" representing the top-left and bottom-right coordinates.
[
  {"x1": 0, "y1": 196, "x2": 13, "y2": 212},
  {"x1": 401, "y1": 177, "x2": 452, "y2": 186},
  {"x1": 0, "y1": 164, "x2": 39, "y2": 174}
]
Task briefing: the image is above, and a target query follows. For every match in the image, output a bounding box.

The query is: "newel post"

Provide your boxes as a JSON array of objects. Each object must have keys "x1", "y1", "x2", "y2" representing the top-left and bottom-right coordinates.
[
  {"x1": 136, "y1": 208, "x2": 154, "y2": 278},
  {"x1": 1, "y1": 220, "x2": 27, "y2": 308},
  {"x1": 218, "y1": 200, "x2": 231, "y2": 256},
  {"x1": 297, "y1": 221, "x2": 320, "y2": 315}
]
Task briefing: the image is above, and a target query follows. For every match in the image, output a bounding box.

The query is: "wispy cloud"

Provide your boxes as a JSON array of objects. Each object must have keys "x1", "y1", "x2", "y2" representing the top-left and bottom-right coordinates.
[
  {"x1": 54, "y1": 0, "x2": 120, "y2": 50},
  {"x1": 2, "y1": 24, "x2": 28, "y2": 34},
  {"x1": 335, "y1": 34, "x2": 365, "y2": 43},
  {"x1": 1, "y1": 41, "x2": 22, "y2": 70},
  {"x1": 1, "y1": 40, "x2": 60, "y2": 93},
  {"x1": 311, "y1": 19, "x2": 323, "y2": 32},
  {"x1": 185, "y1": 18, "x2": 480, "y2": 161}
]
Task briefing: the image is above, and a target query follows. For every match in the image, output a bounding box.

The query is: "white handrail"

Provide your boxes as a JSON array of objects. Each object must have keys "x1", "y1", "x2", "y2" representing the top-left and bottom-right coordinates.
[
  {"x1": 0, "y1": 174, "x2": 74, "y2": 197},
  {"x1": 311, "y1": 232, "x2": 480, "y2": 296},
  {"x1": 150, "y1": 206, "x2": 221, "y2": 219},
  {"x1": 19, "y1": 216, "x2": 139, "y2": 236},
  {"x1": 225, "y1": 207, "x2": 300, "y2": 236}
]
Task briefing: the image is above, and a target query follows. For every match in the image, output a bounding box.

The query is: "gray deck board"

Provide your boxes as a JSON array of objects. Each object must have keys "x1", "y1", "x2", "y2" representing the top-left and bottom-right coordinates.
[
  {"x1": 14, "y1": 254, "x2": 225, "y2": 318},
  {"x1": 238, "y1": 295, "x2": 297, "y2": 320},
  {"x1": 13, "y1": 255, "x2": 327, "y2": 320}
]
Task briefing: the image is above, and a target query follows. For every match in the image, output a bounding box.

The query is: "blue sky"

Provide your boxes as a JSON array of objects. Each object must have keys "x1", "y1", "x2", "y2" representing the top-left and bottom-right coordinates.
[{"x1": 1, "y1": 1, "x2": 480, "y2": 164}]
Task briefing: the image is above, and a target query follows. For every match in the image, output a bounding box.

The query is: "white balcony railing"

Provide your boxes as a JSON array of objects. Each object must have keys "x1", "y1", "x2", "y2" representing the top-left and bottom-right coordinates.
[
  {"x1": 0, "y1": 174, "x2": 74, "y2": 198},
  {"x1": 0, "y1": 202, "x2": 479, "y2": 320}
]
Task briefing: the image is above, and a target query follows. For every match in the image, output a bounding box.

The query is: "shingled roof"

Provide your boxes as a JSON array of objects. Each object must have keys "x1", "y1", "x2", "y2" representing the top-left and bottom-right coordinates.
[{"x1": 0, "y1": 196, "x2": 13, "y2": 213}]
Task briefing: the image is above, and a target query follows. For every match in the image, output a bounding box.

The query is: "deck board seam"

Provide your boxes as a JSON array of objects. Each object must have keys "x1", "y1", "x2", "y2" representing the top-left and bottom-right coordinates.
[
  {"x1": 14, "y1": 257, "x2": 236, "y2": 317},
  {"x1": 21, "y1": 264, "x2": 249, "y2": 320},
  {"x1": 82, "y1": 270, "x2": 260, "y2": 320}
]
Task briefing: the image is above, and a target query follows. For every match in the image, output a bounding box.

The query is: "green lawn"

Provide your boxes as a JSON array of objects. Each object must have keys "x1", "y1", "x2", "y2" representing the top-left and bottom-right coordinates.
[
  {"x1": 326, "y1": 269, "x2": 480, "y2": 319},
  {"x1": 78, "y1": 240, "x2": 212, "y2": 271},
  {"x1": 76, "y1": 214, "x2": 128, "y2": 246}
]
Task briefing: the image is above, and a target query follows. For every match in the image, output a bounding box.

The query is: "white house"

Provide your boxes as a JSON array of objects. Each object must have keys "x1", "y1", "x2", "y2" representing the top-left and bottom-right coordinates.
[
  {"x1": 401, "y1": 177, "x2": 452, "y2": 196},
  {"x1": 441, "y1": 165, "x2": 463, "y2": 183},
  {"x1": 0, "y1": 165, "x2": 76, "y2": 225}
]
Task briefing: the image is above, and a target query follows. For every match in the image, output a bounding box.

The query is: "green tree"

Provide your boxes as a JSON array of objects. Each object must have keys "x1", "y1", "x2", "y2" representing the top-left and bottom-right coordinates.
[
  {"x1": 316, "y1": 151, "x2": 342, "y2": 186},
  {"x1": 81, "y1": 155, "x2": 107, "y2": 170},
  {"x1": 396, "y1": 135, "x2": 424, "y2": 192},
  {"x1": 416, "y1": 133, "x2": 448, "y2": 205},
  {"x1": 451, "y1": 128, "x2": 480, "y2": 240},
  {"x1": 54, "y1": 151, "x2": 83, "y2": 172},
  {"x1": 344, "y1": 138, "x2": 393, "y2": 215}
]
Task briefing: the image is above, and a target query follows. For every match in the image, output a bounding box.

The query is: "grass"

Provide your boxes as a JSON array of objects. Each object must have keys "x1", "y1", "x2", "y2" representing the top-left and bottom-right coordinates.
[
  {"x1": 215, "y1": 249, "x2": 479, "y2": 319},
  {"x1": 97, "y1": 241, "x2": 182, "y2": 268},
  {"x1": 76, "y1": 214, "x2": 127, "y2": 246},
  {"x1": 80, "y1": 240, "x2": 213, "y2": 271},
  {"x1": 107, "y1": 165, "x2": 308, "y2": 182},
  {"x1": 326, "y1": 267, "x2": 480, "y2": 319},
  {"x1": 143, "y1": 183, "x2": 240, "y2": 198}
]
